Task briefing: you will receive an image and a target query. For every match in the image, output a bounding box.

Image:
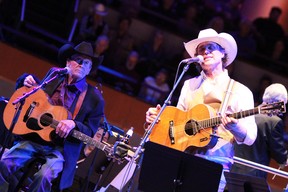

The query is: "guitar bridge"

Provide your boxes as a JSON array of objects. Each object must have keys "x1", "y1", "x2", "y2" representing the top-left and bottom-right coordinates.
[{"x1": 169, "y1": 120, "x2": 175, "y2": 144}]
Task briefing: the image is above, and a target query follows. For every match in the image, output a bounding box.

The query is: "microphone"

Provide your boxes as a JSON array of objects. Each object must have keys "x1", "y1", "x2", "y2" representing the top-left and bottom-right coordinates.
[
  {"x1": 113, "y1": 127, "x2": 134, "y2": 159},
  {"x1": 55, "y1": 67, "x2": 71, "y2": 75},
  {"x1": 122, "y1": 127, "x2": 134, "y2": 144},
  {"x1": 181, "y1": 55, "x2": 204, "y2": 64}
]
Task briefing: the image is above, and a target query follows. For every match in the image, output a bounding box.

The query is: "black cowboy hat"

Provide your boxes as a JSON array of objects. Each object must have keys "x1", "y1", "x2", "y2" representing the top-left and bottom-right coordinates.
[{"x1": 58, "y1": 41, "x2": 103, "y2": 72}]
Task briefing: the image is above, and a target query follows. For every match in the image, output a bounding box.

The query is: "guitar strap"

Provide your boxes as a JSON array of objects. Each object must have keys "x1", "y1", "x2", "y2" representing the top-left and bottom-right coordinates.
[
  {"x1": 72, "y1": 83, "x2": 88, "y2": 119},
  {"x1": 219, "y1": 78, "x2": 234, "y2": 114},
  {"x1": 206, "y1": 78, "x2": 235, "y2": 152}
]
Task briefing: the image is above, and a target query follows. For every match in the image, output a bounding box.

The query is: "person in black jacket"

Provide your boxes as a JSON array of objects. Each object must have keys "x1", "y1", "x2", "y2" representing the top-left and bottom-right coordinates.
[
  {"x1": 231, "y1": 83, "x2": 288, "y2": 178},
  {"x1": 0, "y1": 41, "x2": 105, "y2": 191}
]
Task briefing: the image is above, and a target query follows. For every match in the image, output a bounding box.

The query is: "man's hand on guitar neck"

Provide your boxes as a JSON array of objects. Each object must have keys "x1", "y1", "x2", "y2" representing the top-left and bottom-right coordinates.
[
  {"x1": 220, "y1": 113, "x2": 239, "y2": 131},
  {"x1": 146, "y1": 104, "x2": 161, "y2": 124},
  {"x1": 56, "y1": 120, "x2": 76, "y2": 138},
  {"x1": 220, "y1": 113, "x2": 246, "y2": 142}
]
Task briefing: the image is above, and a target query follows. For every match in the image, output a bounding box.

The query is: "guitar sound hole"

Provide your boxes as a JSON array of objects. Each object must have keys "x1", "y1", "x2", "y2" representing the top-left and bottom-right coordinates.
[
  {"x1": 40, "y1": 113, "x2": 53, "y2": 126},
  {"x1": 185, "y1": 120, "x2": 197, "y2": 135}
]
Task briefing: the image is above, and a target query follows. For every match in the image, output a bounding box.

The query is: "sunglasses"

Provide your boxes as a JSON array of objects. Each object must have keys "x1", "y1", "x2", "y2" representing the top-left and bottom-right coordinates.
[
  {"x1": 71, "y1": 56, "x2": 92, "y2": 66},
  {"x1": 196, "y1": 42, "x2": 223, "y2": 55}
]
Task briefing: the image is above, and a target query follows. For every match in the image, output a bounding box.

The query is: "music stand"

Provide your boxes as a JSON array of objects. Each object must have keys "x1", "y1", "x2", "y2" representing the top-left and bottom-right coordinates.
[
  {"x1": 224, "y1": 172, "x2": 270, "y2": 192},
  {"x1": 138, "y1": 141, "x2": 223, "y2": 192}
]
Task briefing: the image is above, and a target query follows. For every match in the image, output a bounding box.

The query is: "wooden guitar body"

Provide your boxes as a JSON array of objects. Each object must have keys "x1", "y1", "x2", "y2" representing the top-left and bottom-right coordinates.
[
  {"x1": 4, "y1": 86, "x2": 68, "y2": 142},
  {"x1": 149, "y1": 104, "x2": 216, "y2": 151}
]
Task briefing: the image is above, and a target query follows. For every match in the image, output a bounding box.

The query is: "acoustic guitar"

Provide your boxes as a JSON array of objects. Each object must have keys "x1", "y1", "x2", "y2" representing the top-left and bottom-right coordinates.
[
  {"x1": 149, "y1": 102, "x2": 285, "y2": 152},
  {"x1": 3, "y1": 86, "x2": 112, "y2": 155}
]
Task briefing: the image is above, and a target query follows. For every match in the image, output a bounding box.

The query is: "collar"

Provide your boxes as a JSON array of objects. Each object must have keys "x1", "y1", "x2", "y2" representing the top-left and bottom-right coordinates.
[
  {"x1": 66, "y1": 77, "x2": 87, "y2": 93},
  {"x1": 200, "y1": 69, "x2": 229, "y2": 84}
]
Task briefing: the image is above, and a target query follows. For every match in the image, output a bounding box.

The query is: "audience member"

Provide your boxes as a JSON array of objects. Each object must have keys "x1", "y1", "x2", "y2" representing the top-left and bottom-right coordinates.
[
  {"x1": 93, "y1": 34, "x2": 110, "y2": 67},
  {"x1": 231, "y1": 83, "x2": 288, "y2": 179},
  {"x1": 114, "y1": 50, "x2": 141, "y2": 96},
  {"x1": 230, "y1": 19, "x2": 257, "y2": 60},
  {"x1": 221, "y1": 0, "x2": 244, "y2": 31},
  {"x1": 117, "y1": 0, "x2": 141, "y2": 18},
  {"x1": 206, "y1": 15, "x2": 225, "y2": 33},
  {"x1": 253, "y1": 6, "x2": 285, "y2": 54},
  {"x1": 138, "y1": 29, "x2": 167, "y2": 76},
  {"x1": 107, "y1": 15, "x2": 134, "y2": 68},
  {"x1": 271, "y1": 38, "x2": 288, "y2": 63},
  {"x1": 93, "y1": 34, "x2": 109, "y2": 57},
  {"x1": 177, "y1": 4, "x2": 200, "y2": 39},
  {"x1": 75, "y1": 3, "x2": 109, "y2": 43},
  {"x1": 138, "y1": 68, "x2": 170, "y2": 105},
  {"x1": 142, "y1": 0, "x2": 178, "y2": 18},
  {"x1": 155, "y1": 0, "x2": 178, "y2": 19},
  {"x1": 199, "y1": 0, "x2": 226, "y2": 28}
]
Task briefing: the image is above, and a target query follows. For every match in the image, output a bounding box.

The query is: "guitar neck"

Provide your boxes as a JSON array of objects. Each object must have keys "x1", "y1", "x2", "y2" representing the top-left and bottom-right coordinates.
[
  {"x1": 199, "y1": 107, "x2": 260, "y2": 128},
  {"x1": 72, "y1": 130, "x2": 110, "y2": 152},
  {"x1": 52, "y1": 119, "x2": 110, "y2": 152}
]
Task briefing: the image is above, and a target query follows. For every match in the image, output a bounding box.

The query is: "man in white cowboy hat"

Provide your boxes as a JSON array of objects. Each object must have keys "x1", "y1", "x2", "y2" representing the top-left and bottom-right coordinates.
[
  {"x1": 0, "y1": 41, "x2": 105, "y2": 191},
  {"x1": 146, "y1": 28, "x2": 257, "y2": 192}
]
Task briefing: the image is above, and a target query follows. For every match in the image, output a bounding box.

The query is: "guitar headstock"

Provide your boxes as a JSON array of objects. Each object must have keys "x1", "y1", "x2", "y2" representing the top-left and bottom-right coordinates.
[{"x1": 259, "y1": 101, "x2": 286, "y2": 116}]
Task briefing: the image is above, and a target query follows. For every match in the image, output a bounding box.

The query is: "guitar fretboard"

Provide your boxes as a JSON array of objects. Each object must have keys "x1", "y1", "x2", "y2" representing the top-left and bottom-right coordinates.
[
  {"x1": 47, "y1": 118, "x2": 111, "y2": 153},
  {"x1": 72, "y1": 130, "x2": 109, "y2": 152},
  {"x1": 196, "y1": 107, "x2": 260, "y2": 129}
]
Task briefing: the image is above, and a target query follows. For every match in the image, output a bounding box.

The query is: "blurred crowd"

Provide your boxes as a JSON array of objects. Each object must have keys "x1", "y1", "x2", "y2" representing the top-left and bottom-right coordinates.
[
  {"x1": 0, "y1": 0, "x2": 287, "y2": 106},
  {"x1": 71, "y1": 0, "x2": 288, "y2": 106}
]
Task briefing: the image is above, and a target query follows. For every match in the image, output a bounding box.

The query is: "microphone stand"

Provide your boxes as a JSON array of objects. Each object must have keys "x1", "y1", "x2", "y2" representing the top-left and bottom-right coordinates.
[
  {"x1": 103, "y1": 115, "x2": 113, "y2": 137},
  {"x1": 0, "y1": 73, "x2": 60, "y2": 160},
  {"x1": 123, "y1": 63, "x2": 191, "y2": 192},
  {"x1": 0, "y1": 99, "x2": 24, "y2": 160}
]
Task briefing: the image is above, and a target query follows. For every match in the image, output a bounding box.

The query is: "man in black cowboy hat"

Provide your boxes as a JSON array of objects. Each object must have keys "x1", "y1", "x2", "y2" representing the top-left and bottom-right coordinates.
[{"x1": 0, "y1": 41, "x2": 105, "y2": 191}]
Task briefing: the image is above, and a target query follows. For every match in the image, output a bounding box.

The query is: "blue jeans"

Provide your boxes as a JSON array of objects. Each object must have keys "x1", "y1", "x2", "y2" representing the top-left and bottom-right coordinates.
[{"x1": 0, "y1": 141, "x2": 64, "y2": 192}]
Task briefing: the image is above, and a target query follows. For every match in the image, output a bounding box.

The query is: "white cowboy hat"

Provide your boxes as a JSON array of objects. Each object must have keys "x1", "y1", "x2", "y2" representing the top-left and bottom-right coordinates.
[{"x1": 184, "y1": 28, "x2": 238, "y2": 66}]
